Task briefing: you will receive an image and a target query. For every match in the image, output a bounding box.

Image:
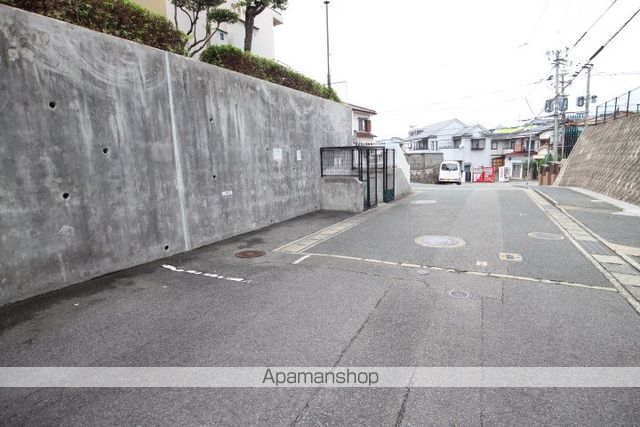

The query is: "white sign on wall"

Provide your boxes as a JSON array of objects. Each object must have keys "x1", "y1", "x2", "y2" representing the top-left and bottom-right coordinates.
[
  {"x1": 296, "y1": 150, "x2": 302, "y2": 161},
  {"x1": 273, "y1": 148, "x2": 282, "y2": 161}
]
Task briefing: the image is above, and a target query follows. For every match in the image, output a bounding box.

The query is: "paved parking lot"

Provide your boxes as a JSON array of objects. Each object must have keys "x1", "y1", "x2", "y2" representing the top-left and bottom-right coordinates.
[{"x1": 2, "y1": 183, "x2": 640, "y2": 425}]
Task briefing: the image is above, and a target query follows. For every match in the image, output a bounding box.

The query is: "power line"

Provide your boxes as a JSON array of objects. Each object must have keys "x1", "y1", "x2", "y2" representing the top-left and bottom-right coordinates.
[
  {"x1": 563, "y1": 4, "x2": 640, "y2": 92},
  {"x1": 570, "y1": 0, "x2": 619, "y2": 50},
  {"x1": 378, "y1": 66, "x2": 555, "y2": 116}
]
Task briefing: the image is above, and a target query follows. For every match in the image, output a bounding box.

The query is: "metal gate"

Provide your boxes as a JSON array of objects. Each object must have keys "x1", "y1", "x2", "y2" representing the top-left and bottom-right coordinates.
[
  {"x1": 383, "y1": 148, "x2": 395, "y2": 202},
  {"x1": 320, "y1": 146, "x2": 395, "y2": 210}
]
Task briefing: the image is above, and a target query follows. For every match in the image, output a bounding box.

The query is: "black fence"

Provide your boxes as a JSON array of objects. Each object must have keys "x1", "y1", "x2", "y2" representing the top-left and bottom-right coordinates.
[
  {"x1": 594, "y1": 86, "x2": 640, "y2": 124},
  {"x1": 320, "y1": 146, "x2": 395, "y2": 210},
  {"x1": 562, "y1": 125, "x2": 582, "y2": 159}
]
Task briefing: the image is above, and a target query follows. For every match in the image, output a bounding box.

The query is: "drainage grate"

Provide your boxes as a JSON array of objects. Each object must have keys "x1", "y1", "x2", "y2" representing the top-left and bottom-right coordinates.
[
  {"x1": 528, "y1": 232, "x2": 565, "y2": 240},
  {"x1": 415, "y1": 235, "x2": 466, "y2": 248},
  {"x1": 235, "y1": 250, "x2": 266, "y2": 258},
  {"x1": 412, "y1": 200, "x2": 438, "y2": 205},
  {"x1": 447, "y1": 289, "x2": 471, "y2": 299}
]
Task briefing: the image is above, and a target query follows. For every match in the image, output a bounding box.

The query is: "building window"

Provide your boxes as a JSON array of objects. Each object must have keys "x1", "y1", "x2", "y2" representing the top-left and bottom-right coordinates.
[
  {"x1": 491, "y1": 141, "x2": 498, "y2": 150},
  {"x1": 430, "y1": 140, "x2": 438, "y2": 151},
  {"x1": 219, "y1": 31, "x2": 227, "y2": 41},
  {"x1": 358, "y1": 118, "x2": 371, "y2": 133},
  {"x1": 471, "y1": 138, "x2": 485, "y2": 150},
  {"x1": 453, "y1": 138, "x2": 461, "y2": 148}
]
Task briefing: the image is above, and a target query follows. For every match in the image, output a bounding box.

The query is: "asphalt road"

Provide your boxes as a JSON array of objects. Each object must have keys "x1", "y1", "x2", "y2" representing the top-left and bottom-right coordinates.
[{"x1": 1, "y1": 183, "x2": 640, "y2": 425}]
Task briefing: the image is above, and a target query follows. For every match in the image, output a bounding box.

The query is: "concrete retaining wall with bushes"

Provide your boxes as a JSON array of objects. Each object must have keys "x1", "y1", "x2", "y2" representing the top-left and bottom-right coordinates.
[{"x1": 0, "y1": 6, "x2": 351, "y2": 306}]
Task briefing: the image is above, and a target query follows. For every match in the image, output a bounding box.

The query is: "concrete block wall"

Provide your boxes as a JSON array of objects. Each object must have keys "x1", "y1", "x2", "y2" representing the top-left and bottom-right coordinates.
[
  {"x1": 320, "y1": 177, "x2": 364, "y2": 213},
  {"x1": 405, "y1": 153, "x2": 444, "y2": 184},
  {"x1": 0, "y1": 6, "x2": 351, "y2": 306},
  {"x1": 555, "y1": 114, "x2": 640, "y2": 206}
]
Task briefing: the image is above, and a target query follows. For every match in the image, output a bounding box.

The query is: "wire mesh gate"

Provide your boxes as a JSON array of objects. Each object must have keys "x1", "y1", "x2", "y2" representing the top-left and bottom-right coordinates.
[{"x1": 320, "y1": 146, "x2": 395, "y2": 210}]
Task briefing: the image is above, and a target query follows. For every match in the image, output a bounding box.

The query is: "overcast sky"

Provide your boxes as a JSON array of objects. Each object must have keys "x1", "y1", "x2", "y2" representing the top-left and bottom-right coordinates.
[{"x1": 274, "y1": 0, "x2": 640, "y2": 138}]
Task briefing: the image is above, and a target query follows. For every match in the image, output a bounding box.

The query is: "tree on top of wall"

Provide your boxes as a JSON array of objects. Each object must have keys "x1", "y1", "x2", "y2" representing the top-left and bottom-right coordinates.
[
  {"x1": 234, "y1": 0, "x2": 288, "y2": 52},
  {"x1": 171, "y1": 0, "x2": 238, "y2": 57}
]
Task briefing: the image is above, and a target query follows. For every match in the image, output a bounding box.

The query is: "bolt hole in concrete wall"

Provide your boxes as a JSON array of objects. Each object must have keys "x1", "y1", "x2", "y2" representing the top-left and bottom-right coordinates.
[
  {"x1": 48, "y1": 101, "x2": 56, "y2": 109},
  {"x1": 164, "y1": 245, "x2": 170, "y2": 251},
  {"x1": 62, "y1": 192, "x2": 70, "y2": 200},
  {"x1": 213, "y1": 174, "x2": 217, "y2": 180},
  {"x1": 102, "y1": 147, "x2": 109, "y2": 154},
  {"x1": 209, "y1": 118, "x2": 213, "y2": 123}
]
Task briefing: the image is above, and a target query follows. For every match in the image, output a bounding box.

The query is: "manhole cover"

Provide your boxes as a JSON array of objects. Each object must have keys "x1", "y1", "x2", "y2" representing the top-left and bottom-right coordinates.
[
  {"x1": 415, "y1": 235, "x2": 466, "y2": 248},
  {"x1": 528, "y1": 232, "x2": 565, "y2": 240},
  {"x1": 235, "y1": 250, "x2": 266, "y2": 258},
  {"x1": 416, "y1": 269, "x2": 430, "y2": 275},
  {"x1": 447, "y1": 289, "x2": 471, "y2": 299},
  {"x1": 412, "y1": 200, "x2": 438, "y2": 205}
]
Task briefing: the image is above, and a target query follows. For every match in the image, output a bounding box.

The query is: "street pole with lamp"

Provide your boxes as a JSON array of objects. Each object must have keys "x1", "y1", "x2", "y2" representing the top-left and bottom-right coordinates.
[{"x1": 324, "y1": 1, "x2": 331, "y2": 89}]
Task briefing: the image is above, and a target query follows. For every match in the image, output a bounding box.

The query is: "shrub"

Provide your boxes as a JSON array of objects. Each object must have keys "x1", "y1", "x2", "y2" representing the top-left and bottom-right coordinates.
[
  {"x1": 1, "y1": 0, "x2": 187, "y2": 54},
  {"x1": 200, "y1": 45, "x2": 341, "y2": 102}
]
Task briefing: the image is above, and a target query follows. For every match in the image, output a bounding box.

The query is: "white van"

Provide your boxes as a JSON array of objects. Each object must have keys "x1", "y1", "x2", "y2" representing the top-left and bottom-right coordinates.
[{"x1": 438, "y1": 161, "x2": 462, "y2": 185}]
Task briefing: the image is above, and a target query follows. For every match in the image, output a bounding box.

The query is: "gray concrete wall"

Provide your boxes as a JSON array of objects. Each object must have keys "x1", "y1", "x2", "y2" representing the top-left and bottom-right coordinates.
[
  {"x1": 555, "y1": 115, "x2": 640, "y2": 206},
  {"x1": 320, "y1": 177, "x2": 364, "y2": 213},
  {"x1": 0, "y1": 5, "x2": 351, "y2": 306},
  {"x1": 405, "y1": 153, "x2": 444, "y2": 184}
]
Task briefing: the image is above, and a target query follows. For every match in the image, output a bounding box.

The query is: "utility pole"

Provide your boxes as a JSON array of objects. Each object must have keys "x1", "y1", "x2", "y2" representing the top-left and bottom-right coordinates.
[
  {"x1": 584, "y1": 64, "x2": 593, "y2": 122},
  {"x1": 549, "y1": 49, "x2": 567, "y2": 161},
  {"x1": 552, "y1": 50, "x2": 560, "y2": 161},
  {"x1": 324, "y1": 1, "x2": 331, "y2": 89},
  {"x1": 560, "y1": 70, "x2": 566, "y2": 160}
]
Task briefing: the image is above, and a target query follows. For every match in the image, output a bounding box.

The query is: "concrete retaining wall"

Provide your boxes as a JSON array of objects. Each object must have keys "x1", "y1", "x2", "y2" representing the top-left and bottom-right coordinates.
[
  {"x1": 0, "y1": 6, "x2": 351, "y2": 306},
  {"x1": 555, "y1": 115, "x2": 640, "y2": 206},
  {"x1": 405, "y1": 153, "x2": 444, "y2": 184},
  {"x1": 320, "y1": 177, "x2": 364, "y2": 212}
]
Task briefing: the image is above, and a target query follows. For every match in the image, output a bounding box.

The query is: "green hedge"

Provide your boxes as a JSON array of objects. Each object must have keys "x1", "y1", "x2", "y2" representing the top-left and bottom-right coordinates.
[
  {"x1": 1, "y1": 0, "x2": 186, "y2": 54},
  {"x1": 201, "y1": 45, "x2": 340, "y2": 102}
]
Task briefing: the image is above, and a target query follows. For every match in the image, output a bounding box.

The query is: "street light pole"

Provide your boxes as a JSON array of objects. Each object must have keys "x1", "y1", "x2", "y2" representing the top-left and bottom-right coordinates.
[{"x1": 324, "y1": 1, "x2": 331, "y2": 89}]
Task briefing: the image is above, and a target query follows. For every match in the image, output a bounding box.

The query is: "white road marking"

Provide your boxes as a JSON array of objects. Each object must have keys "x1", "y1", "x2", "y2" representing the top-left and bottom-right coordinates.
[
  {"x1": 302, "y1": 252, "x2": 615, "y2": 293},
  {"x1": 476, "y1": 261, "x2": 487, "y2": 267},
  {"x1": 161, "y1": 264, "x2": 251, "y2": 284},
  {"x1": 498, "y1": 253, "x2": 523, "y2": 262},
  {"x1": 292, "y1": 254, "x2": 311, "y2": 265}
]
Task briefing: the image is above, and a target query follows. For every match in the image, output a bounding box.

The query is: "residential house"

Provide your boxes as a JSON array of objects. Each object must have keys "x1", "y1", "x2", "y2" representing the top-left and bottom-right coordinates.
[
  {"x1": 404, "y1": 118, "x2": 466, "y2": 151},
  {"x1": 404, "y1": 119, "x2": 492, "y2": 182},
  {"x1": 133, "y1": 0, "x2": 283, "y2": 58},
  {"x1": 448, "y1": 125, "x2": 492, "y2": 182},
  {"x1": 349, "y1": 104, "x2": 377, "y2": 146},
  {"x1": 488, "y1": 122, "x2": 553, "y2": 179}
]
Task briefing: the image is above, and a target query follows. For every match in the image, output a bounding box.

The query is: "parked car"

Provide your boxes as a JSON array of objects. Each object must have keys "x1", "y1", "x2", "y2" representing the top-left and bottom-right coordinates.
[{"x1": 438, "y1": 161, "x2": 462, "y2": 185}]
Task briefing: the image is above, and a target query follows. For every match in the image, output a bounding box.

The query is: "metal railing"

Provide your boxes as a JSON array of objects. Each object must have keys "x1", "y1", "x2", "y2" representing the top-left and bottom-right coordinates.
[{"x1": 594, "y1": 86, "x2": 640, "y2": 124}]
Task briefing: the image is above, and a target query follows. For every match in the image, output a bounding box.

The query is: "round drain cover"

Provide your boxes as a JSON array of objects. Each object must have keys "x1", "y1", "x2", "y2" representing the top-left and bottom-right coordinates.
[
  {"x1": 415, "y1": 235, "x2": 466, "y2": 248},
  {"x1": 412, "y1": 200, "x2": 438, "y2": 205},
  {"x1": 447, "y1": 289, "x2": 471, "y2": 299},
  {"x1": 235, "y1": 250, "x2": 266, "y2": 258},
  {"x1": 528, "y1": 232, "x2": 564, "y2": 240}
]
